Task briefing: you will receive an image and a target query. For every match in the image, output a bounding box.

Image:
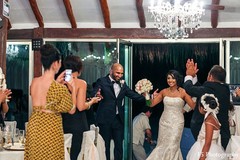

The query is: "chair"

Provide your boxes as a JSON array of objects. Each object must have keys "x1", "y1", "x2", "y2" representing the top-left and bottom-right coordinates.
[
  {"x1": 64, "y1": 133, "x2": 73, "y2": 160},
  {"x1": 77, "y1": 124, "x2": 106, "y2": 160}
]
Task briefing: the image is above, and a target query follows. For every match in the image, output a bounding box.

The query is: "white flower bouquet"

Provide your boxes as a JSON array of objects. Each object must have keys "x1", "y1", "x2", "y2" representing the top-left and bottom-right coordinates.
[
  {"x1": 135, "y1": 78, "x2": 153, "y2": 103},
  {"x1": 135, "y1": 78, "x2": 153, "y2": 94}
]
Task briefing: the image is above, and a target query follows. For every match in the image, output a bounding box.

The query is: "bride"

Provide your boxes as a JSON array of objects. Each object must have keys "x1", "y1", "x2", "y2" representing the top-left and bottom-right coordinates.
[{"x1": 146, "y1": 70, "x2": 195, "y2": 160}]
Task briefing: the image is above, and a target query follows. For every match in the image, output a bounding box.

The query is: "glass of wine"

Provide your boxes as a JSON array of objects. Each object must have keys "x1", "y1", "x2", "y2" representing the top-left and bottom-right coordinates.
[{"x1": 18, "y1": 130, "x2": 25, "y2": 146}]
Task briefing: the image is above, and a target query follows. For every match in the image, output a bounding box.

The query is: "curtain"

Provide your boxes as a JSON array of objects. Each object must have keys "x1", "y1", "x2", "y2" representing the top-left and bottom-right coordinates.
[{"x1": 132, "y1": 43, "x2": 219, "y2": 131}]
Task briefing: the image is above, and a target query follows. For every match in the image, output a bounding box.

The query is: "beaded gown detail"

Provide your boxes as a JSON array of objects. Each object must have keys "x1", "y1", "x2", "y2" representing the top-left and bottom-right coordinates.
[
  {"x1": 24, "y1": 81, "x2": 73, "y2": 160},
  {"x1": 147, "y1": 96, "x2": 185, "y2": 160}
]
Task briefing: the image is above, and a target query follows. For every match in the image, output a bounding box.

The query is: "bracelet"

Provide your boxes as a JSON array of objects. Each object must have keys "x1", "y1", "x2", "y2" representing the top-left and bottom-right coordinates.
[
  {"x1": 87, "y1": 102, "x2": 91, "y2": 110},
  {"x1": 71, "y1": 104, "x2": 76, "y2": 111}
]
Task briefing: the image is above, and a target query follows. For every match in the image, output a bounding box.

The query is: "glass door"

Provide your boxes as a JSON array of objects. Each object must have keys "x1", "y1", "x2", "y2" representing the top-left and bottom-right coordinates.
[
  {"x1": 6, "y1": 41, "x2": 33, "y2": 130},
  {"x1": 225, "y1": 39, "x2": 240, "y2": 105},
  {"x1": 118, "y1": 39, "x2": 133, "y2": 160},
  {"x1": 225, "y1": 39, "x2": 240, "y2": 84}
]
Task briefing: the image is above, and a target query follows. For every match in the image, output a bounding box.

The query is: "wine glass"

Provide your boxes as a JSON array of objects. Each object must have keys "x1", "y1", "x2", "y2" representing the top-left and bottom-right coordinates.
[
  {"x1": 14, "y1": 128, "x2": 19, "y2": 142},
  {"x1": 18, "y1": 130, "x2": 25, "y2": 146}
]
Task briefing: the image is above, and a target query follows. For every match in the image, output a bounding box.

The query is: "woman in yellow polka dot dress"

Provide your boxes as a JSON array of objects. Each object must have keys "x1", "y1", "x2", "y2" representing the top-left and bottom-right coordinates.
[{"x1": 24, "y1": 44, "x2": 76, "y2": 160}]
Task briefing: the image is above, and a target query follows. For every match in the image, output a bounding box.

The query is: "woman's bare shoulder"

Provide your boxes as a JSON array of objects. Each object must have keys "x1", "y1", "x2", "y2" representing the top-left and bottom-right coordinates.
[
  {"x1": 79, "y1": 79, "x2": 87, "y2": 84},
  {"x1": 75, "y1": 79, "x2": 87, "y2": 90},
  {"x1": 178, "y1": 87, "x2": 186, "y2": 92},
  {"x1": 31, "y1": 77, "x2": 42, "y2": 86},
  {"x1": 161, "y1": 88, "x2": 168, "y2": 94}
]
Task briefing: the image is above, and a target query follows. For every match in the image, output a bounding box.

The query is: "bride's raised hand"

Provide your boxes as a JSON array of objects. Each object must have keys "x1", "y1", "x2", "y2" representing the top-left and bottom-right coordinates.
[{"x1": 152, "y1": 89, "x2": 159, "y2": 99}]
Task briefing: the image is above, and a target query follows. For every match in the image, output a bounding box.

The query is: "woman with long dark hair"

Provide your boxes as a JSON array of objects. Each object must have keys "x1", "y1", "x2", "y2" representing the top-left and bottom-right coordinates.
[{"x1": 147, "y1": 70, "x2": 195, "y2": 160}]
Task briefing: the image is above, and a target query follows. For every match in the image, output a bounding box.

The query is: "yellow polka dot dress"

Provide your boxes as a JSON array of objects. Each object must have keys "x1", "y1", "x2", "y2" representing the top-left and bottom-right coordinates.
[{"x1": 24, "y1": 81, "x2": 73, "y2": 160}]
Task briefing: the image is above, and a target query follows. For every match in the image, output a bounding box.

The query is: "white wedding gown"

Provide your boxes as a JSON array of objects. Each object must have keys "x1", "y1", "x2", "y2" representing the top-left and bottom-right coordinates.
[
  {"x1": 187, "y1": 121, "x2": 227, "y2": 160},
  {"x1": 147, "y1": 96, "x2": 185, "y2": 160}
]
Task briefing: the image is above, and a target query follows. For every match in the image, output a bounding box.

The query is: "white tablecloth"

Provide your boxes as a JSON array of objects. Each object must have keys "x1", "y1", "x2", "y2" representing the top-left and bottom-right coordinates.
[
  {"x1": 0, "y1": 150, "x2": 24, "y2": 160},
  {"x1": 0, "y1": 133, "x2": 72, "y2": 160}
]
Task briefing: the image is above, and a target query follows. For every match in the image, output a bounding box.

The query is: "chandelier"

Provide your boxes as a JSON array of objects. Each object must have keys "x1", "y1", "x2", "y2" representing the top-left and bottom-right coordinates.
[{"x1": 148, "y1": 0, "x2": 205, "y2": 39}]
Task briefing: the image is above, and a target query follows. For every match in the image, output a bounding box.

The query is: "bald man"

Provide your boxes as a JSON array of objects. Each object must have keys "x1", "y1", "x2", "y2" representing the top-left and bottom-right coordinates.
[{"x1": 92, "y1": 63, "x2": 145, "y2": 160}]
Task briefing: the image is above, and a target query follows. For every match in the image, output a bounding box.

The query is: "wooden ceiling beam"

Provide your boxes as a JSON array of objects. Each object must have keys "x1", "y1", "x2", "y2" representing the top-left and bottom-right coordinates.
[
  {"x1": 29, "y1": 0, "x2": 44, "y2": 27},
  {"x1": 99, "y1": 0, "x2": 111, "y2": 28},
  {"x1": 136, "y1": 0, "x2": 146, "y2": 28},
  {"x1": 8, "y1": 28, "x2": 240, "y2": 39},
  {"x1": 204, "y1": 4, "x2": 225, "y2": 10},
  {"x1": 210, "y1": 0, "x2": 223, "y2": 28},
  {"x1": 63, "y1": 0, "x2": 77, "y2": 28}
]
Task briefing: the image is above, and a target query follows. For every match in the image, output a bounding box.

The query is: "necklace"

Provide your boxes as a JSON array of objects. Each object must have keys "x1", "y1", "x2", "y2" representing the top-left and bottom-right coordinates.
[{"x1": 168, "y1": 88, "x2": 178, "y2": 96}]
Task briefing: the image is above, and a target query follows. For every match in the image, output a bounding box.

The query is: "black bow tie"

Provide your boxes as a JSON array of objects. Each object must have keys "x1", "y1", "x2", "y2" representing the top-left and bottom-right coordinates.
[{"x1": 112, "y1": 81, "x2": 120, "y2": 85}]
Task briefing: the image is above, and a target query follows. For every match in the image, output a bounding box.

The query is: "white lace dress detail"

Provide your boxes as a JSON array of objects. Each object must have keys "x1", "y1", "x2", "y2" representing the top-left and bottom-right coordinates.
[{"x1": 147, "y1": 96, "x2": 185, "y2": 160}]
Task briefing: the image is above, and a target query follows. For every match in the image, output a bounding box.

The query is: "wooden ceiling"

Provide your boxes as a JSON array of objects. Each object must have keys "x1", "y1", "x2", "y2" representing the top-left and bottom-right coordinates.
[
  {"x1": 5, "y1": 0, "x2": 240, "y2": 39},
  {"x1": 27, "y1": 0, "x2": 225, "y2": 29}
]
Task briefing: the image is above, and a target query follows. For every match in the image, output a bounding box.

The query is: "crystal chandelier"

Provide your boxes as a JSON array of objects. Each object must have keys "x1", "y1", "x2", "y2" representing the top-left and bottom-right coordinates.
[{"x1": 148, "y1": 0, "x2": 205, "y2": 39}]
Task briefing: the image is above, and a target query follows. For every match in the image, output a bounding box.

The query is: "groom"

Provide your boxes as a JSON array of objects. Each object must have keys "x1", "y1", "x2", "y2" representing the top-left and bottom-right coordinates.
[
  {"x1": 183, "y1": 59, "x2": 231, "y2": 149},
  {"x1": 92, "y1": 63, "x2": 146, "y2": 160}
]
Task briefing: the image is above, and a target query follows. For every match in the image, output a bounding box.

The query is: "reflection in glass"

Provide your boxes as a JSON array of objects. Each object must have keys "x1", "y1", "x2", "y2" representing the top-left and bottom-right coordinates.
[
  {"x1": 6, "y1": 44, "x2": 29, "y2": 129},
  {"x1": 230, "y1": 41, "x2": 240, "y2": 84},
  {"x1": 47, "y1": 42, "x2": 118, "y2": 85}
]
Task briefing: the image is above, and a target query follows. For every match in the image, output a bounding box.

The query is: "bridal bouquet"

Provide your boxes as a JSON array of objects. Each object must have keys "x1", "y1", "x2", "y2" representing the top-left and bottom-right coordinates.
[
  {"x1": 135, "y1": 78, "x2": 153, "y2": 95},
  {"x1": 135, "y1": 78, "x2": 153, "y2": 105}
]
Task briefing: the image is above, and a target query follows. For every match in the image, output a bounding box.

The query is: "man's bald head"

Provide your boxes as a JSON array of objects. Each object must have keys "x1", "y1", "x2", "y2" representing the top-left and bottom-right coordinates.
[
  {"x1": 110, "y1": 63, "x2": 124, "y2": 82},
  {"x1": 111, "y1": 63, "x2": 123, "y2": 71}
]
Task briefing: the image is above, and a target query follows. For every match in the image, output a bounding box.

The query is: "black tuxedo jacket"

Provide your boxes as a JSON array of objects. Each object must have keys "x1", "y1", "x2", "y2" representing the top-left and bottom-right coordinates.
[
  {"x1": 183, "y1": 80, "x2": 231, "y2": 149},
  {"x1": 92, "y1": 75, "x2": 145, "y2": 125}
]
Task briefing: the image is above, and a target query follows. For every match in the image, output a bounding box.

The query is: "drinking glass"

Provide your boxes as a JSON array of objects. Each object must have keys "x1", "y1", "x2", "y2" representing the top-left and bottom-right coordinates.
[
  {"x1": 18, "y1": 130, "x2": 25, "y2": 145},
  {"x1": 14, "y1": 128, "x2": 19, "y2": 142},
  {"x1": 4, "y1": 125, "x2": 12, "y2": 144}
]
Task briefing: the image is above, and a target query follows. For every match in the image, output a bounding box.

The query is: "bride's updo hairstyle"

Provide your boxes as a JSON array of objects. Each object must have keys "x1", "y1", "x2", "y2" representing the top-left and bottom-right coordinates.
[
  {"x1": 40, "y1": 44, "x2": 61, "y2": 70},
  {"x1": 166, "y1": 70, "x2": 183, "y2": 87}
]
